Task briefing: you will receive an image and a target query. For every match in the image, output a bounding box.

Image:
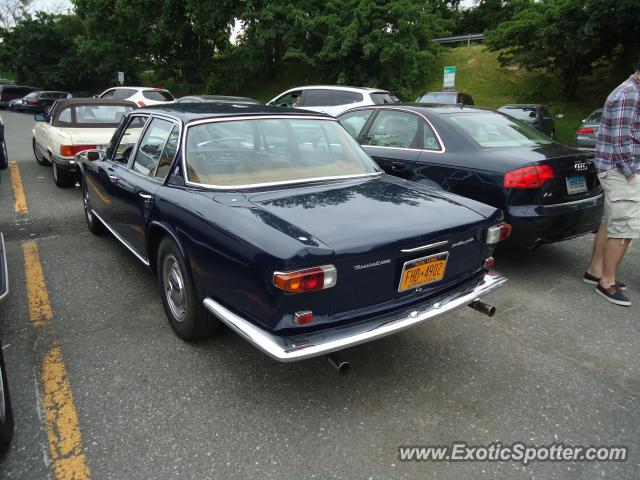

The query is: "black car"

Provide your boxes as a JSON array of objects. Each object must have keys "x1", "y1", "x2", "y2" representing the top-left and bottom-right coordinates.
[
  {"x1": 338, "y1": 104, "x2": 603, "y2": 248},
  {"x1": 175, "y1": 95, "x2": 260, "y2": 105},
  {"x1": 10, "y1": 90, "x2": 70, "y2": 114},
  {"x1": 0, "y1": 231, "x2": 14, "y2": 454},
  {"x1": 0, "y1": 85, "x2": 39, "y2": 109},
  {"x1": 77, "y1": 103, "x2": 508, "y2": 362},
  {"x1": 415, "y1": 91, "x2": 474, "y2": 106},
  {"x1": 498, "y1": 104, "x2": 556, "y2": 138}
]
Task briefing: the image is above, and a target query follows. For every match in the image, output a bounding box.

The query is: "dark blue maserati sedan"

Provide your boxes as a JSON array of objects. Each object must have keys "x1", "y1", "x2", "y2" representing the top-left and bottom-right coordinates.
[
  {"x1": 78, "y1": 104, "x2": 508, "y2": 362},
  {"x1": 338, "y1": 104, "x2": 604, "y2": 248}
]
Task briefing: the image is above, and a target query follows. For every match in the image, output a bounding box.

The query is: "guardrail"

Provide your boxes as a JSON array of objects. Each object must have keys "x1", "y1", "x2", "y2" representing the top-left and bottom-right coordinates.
[{"x1": 432, "y1": 33, "x2": 484, "y2": 45}]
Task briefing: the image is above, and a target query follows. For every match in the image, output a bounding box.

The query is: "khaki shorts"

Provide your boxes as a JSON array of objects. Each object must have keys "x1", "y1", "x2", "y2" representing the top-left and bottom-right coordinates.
[{"x1": 598, "y1": 169, "x2": 640, "y2": 239}]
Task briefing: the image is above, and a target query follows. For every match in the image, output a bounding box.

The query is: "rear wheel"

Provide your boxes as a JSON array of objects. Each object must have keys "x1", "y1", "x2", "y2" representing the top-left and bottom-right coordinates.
[
  {"x1": 157, "y1": 237, "x2": 220, "y2": 341},
  {"x1": 33, "y1": 137, "x2": 50, "y2": 166},
  {"x1": 52, "y1": 162, "x2": 75, "y2": 188},
  {"x1": 0, "y1": 140, "x2": 7, "y2": 170},
  {"x1": 82, "y1": 179, "x2": 105, "y2": 235},
  {"x1": 0, "y1": 343, "x2": 14, "y2": 455}
]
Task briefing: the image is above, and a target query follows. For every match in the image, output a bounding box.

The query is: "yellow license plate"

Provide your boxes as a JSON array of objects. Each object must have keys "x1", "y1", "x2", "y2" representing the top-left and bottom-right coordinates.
[{"x1": 398, "y1": 252, "x2": 449, "y2": 292}]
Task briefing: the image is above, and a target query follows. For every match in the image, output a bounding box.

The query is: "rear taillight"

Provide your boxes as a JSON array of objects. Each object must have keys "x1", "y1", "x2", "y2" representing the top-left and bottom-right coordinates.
[
  {"x1": 577, "y1": 127, "x2": 595, "y2": 135},
  {"x1": 486, "y1": 222, "x2": 512, "y2": 245},
  {"x1": 273, "y1": 265, "x2": 337, "y2": 293},
  {"x1": 60, "y1": 145, "x2": 96, "y2": 157},
  {"x1": 504, "y1": 165, "x2": 554, "y2": 189},
  {"x1": 137, "y1": 101, "x2": 146, "y2": 107}
]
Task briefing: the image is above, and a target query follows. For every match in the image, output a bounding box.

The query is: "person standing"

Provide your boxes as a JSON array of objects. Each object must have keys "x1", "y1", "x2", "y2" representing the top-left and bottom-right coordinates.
[{"x1": 584, "y1": 60, "x2": 640, "y2": 306}]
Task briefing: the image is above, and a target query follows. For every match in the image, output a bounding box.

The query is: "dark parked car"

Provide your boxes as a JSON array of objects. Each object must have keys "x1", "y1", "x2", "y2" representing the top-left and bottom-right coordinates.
[
  {"x1": 0, "y1": 115, "x2": 7, "y2": 170},
  {"x1": 0, "y1": 230, "x2": 14, "y2": 454},
  {"x1": 175, "y1": 95, "x2": 260, "y2": 105},
  {"x1": 0, "y1": 85, "x2": 39, "y2": 109},
  {"x1": 10, "y1": 90, "x2": 70, "y2": 114},
  {"x1": 78, "y1": 104, "x2": 508, "y2": 362},
  {"x1": 498, "y1": 104, "x2": 556, "y2": 138},
  {"x1": 338, "y1": 104, "x2": 603, "y2": 248},
  {"x1": 415, "y1": 91, "x2": 474, "y2": 106},
  {"x1": 575, "y1": 108, "x2": 602, "y2": 152}
]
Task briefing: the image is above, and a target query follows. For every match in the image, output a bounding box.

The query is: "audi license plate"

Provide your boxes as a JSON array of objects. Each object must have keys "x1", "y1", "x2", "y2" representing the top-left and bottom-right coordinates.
[
  {"x1": 566, "y1": 175, "x2": 588, "y2": 195},
  {"x1": 398, "y1": 252, "x2": 448, "y2": 292}
]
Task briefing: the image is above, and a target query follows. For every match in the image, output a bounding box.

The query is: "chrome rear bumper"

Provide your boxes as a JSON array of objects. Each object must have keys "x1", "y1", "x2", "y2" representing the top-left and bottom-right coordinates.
[{"x1": 203, "y1": 271, "x2": 506, "y2": 362}]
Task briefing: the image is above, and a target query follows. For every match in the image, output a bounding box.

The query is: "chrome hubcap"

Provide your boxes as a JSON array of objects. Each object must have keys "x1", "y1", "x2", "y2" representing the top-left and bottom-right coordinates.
[
  {"x1": 83, "y1": 188, "x2": 93, "y2": 221},
  {"x1": 163, "y1": 255, "x2": 186, "y2": 322}
]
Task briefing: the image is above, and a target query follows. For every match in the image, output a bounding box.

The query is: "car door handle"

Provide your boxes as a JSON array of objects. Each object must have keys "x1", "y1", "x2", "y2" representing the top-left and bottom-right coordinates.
[
  {"x1": 108, "y1": 175, "x2": 119, "y2": 183},
  {"x1": 138, "y1": 192, "x2": 153, "y2": 200}
]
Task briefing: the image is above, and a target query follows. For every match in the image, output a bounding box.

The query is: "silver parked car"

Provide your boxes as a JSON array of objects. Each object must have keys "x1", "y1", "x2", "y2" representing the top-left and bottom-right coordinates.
[{"x1": 575, "y1": 108, "x2": 602, "y2": 151}]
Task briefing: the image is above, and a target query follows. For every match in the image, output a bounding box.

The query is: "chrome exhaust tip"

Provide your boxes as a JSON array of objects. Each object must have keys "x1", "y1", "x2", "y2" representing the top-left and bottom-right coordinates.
[
  {"x1": 327, "y1": 353, "x2": 350, "y2": 374},
  {"x1": 468, "y1": 299, "x2": 496, "y2": 317}
]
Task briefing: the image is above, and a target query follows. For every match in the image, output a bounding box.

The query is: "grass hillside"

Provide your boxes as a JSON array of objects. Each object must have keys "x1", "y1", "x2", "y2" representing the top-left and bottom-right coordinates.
[{"x1": 243, "y1": 45, "x2": 619, "y2": 145}]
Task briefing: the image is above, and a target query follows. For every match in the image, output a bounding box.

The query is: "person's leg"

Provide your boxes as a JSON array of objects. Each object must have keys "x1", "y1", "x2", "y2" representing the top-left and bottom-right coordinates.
[
  {"x1": 600, "y1": 237, "x2": 631, "y2": 287},
  {"x1": 586, "y1": 223, "x2": 608, "y2": 277}
]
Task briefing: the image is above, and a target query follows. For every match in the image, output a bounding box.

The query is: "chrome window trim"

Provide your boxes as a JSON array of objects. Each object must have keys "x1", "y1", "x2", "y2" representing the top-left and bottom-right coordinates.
[
  {"x1": 181, "y1": 115, "x2": 382, "y2": 190},
  {"x1": 0, "y1": 233, "x2": 9, "y2": 303},
  {"x1": 91, "y1": 209, "x2": 150, "y2": 266},
  {"x1": 347, "y1": 106, "x2": 447, "y2": 154}
]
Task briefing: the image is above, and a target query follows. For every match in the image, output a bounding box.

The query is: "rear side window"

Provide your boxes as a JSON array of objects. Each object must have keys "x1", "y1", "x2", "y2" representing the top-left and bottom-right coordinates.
[
  {"x1": 132, "y1": 118, "x2": 175, "y2": 176},
  {"x1": 58, "y1": 108, "x2": 72, "y2": 123},
  {"x1": 331, "y1": 90, "x2": 363, "y2": 105},
  {"x1": 142, "y1": 90, "x2": 174, "y2": 101},
  {"x1": 370, "y1": 92, "x2": 398, "y2": 105},
  {"x1": 339, "y1": 109, "x2": 374, "y2": 139},
  {"x1": 422, "y1": 121, "x2": 442, "y2": 151},
  {"x1": 365, "y1": 110, "x2": 419, "y2": 148},
  {"x1": 302, "y1": 89, "x2": 332, "y2": 107},
  {"x1": 587, "y1": 110, "x2": 602, "y2": 124}
]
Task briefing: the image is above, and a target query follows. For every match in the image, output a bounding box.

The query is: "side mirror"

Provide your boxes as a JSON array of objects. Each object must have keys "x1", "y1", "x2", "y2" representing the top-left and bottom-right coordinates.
[
  {"x1": 34, "y1": 114, "x2": 47, "y2": 122},
  {"x1": 86, "y1": 150, "x2": 105, "y2": 162}
]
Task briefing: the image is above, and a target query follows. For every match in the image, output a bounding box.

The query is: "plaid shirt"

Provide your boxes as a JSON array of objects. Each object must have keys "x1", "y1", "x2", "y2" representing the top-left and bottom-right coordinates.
[{"x1": 595, "y1": 74, "x2": 640, "y2": 177}]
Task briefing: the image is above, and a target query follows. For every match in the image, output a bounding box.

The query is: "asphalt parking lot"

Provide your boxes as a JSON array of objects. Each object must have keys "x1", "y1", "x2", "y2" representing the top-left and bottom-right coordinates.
[{"x1": 0, "y1": 109, "x2": 638, "y2": 479}]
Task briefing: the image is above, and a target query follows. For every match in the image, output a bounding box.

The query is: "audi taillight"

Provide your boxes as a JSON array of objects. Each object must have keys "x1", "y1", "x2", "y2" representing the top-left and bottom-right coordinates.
[
  {"x1": 60, "y1": 145, "x2": 96, "y2": 157},
  {"x1": 504, "y1": 165, "x2": 554, "y2": 189},
  {"x1": 577, "y1": 127, "x2": 595, "y2": 135},
  {"x1": 273, "y1": 265, "x2": 337, "y2": 293},
  {"x1": 486, "y1": 222, "x2": 512, "y2": 245}
]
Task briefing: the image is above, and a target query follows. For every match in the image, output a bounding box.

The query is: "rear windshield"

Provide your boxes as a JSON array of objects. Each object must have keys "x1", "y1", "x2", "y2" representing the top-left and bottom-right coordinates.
[
  {"x1": 142, "y1": 90, "x2": 174, "y2": 101},
  {"x1": 498, "y1": 107, "x2": 538, "y2": 121},
  {"x1": 586, "y1": 110, "x2": 603, "y2": 124},
  {"x1": 448, "y1": 112, "x2": 554, "y2": 148},
  {"x1": 185, "y1": 118, "x2": 380, "y2": 187},
  {"x1": 416, "y1": 92, "x2": 456, "y2": 104},
  {"x1": 55, "y1": 105, "x2": 135, "y2": 126},
  {"x1": 370, "y1": 92, "x2": 398, "y2": 104}
]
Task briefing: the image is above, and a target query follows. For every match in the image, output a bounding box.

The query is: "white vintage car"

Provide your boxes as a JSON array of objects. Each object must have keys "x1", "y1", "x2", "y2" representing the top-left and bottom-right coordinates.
[{"x1": 32, "y1": 98, "x2": 136, "y2": 187}]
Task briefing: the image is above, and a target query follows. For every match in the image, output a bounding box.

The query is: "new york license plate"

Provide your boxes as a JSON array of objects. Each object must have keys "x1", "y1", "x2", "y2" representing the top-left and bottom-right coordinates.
[
  {"x1": 566, "y1": 175, "x2": 588, "y2": 195},
  {"x1": 398, "y1": 252, "x2": 449, "y2": 292}
]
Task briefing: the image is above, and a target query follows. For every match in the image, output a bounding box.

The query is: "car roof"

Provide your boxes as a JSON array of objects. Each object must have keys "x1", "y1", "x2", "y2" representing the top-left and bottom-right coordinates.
[
  {"x1": 285, "y1": 85, "x2": 388, "y2": 93},
  {"x1": 52, "y1": 98, "x2": 138, "y2": 108},
  {"x1": 343, "y1": 103, "x2": 491, "y2": 115},
  {"x1": 180, "y1": 95, "x2": 259, "y2": 103},
  {"x1": 499, "y1": 104, "x2": 545, "y2": 108},
  {"x1": 105, "y1": 86, "x2": 170, "y2": 91},
  {"x1": 137, "y1": 103, "x2": 334, "y2": 123}
]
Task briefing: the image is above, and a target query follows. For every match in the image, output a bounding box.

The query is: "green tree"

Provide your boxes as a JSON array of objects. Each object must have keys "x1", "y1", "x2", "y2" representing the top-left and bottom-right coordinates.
[{"x1": 485, "y1": 0, "x2": 640, "y2": 99}]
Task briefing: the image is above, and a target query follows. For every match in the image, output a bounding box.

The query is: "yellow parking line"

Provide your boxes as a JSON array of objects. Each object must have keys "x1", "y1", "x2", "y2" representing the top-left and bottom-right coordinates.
[
  {"x1": 41, "y1": 344, "x2": 91, "y2": 480},
  {"x1": 22, "y1": 241, "x2": 52, "y2": 326},
  {"x1": 8, "y1": 160, "x2": 28, "y2": 214}
]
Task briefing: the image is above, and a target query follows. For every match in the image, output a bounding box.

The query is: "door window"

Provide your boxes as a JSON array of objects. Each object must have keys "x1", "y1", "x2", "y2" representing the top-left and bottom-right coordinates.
[
  {"x1": 132, "y1": 118, "x2": 175, "y2": 176},
  {"x1": 302, "y1": 89, "x2": 331, "y2": 107},
  {"x1": 100, "y1": 89, "x2": 116, "y2": 98},
  {"x1": 154, "y1": 126, "x2": 180, "y2": 179},
  {"x1": 365, "y1": 110, "x2": 419, "y2": 148},
  {"x1": 338, "y1": 110, "x2": 374, "y2": 139},
  {"x1": 111, "y1": 115, "x2": 149, "y2": 164},
  {"x1": 273, "y1": 91, "x2": 302, "y2": 107}
]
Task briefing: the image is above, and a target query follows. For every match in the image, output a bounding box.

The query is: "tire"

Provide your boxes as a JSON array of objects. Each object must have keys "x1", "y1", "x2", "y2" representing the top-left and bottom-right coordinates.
[
  {"x1": 157, "y1": 237, "x2": 220, "y2": 341},
  {"x1": 33, "y1": 137, "x2": 50, "y2": 166},
  {"x1": 82, "y1": 179, "x2": 105, "y2": 235},
  {"x1": 52, "y1": 162, "x2": 75, "y2": 188},
  {"x1": 0, "y1": 140, "x2": 7, "y2": 170},
  {"x1": 0, "y1": 343, "x2": 14, "y2": 456}
]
